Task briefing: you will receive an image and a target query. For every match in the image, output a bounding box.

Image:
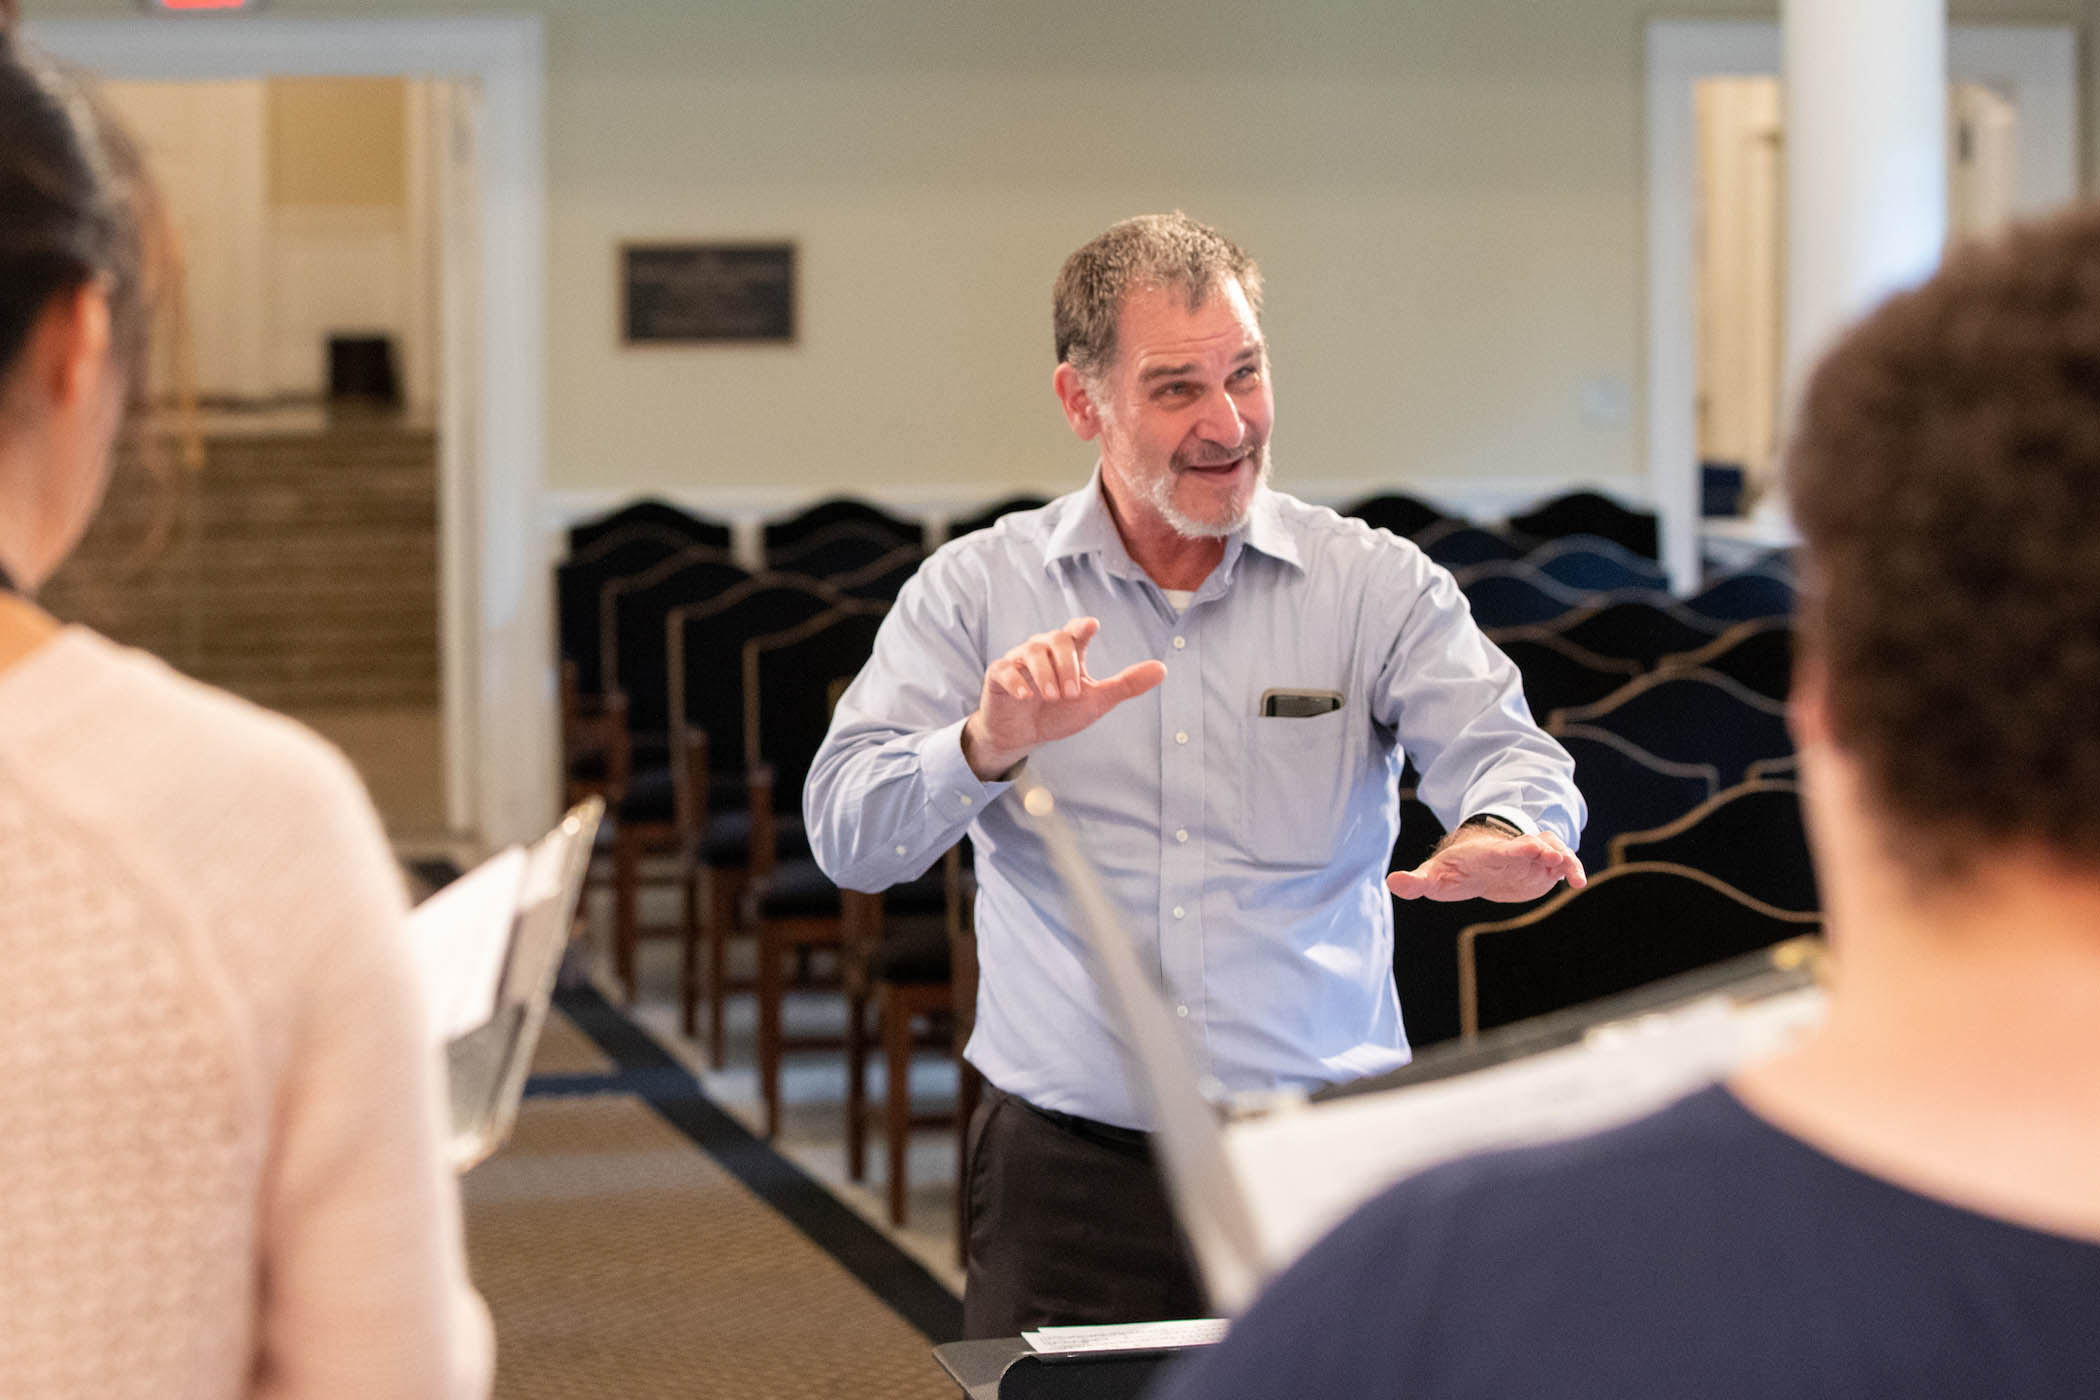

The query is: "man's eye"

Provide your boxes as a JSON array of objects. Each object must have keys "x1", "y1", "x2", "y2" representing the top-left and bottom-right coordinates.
[
  {"x1": 1232, "y1": 365, "x2": 1262, "y2": 384},
  {"x1": 1156, "y1": 383, "x2": 1196, "y2": 401}
]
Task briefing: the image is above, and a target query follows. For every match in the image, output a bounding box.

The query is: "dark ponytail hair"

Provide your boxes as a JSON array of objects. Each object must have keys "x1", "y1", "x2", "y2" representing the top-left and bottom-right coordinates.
[{"x1": 0, "y1": 22, "x2": 154, "y2": 401}]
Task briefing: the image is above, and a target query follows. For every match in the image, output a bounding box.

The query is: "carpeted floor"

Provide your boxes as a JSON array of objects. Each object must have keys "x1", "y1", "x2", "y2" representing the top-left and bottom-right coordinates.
[{"x1": 461, "y1": 989, "x2": 964, "y2": 1400}]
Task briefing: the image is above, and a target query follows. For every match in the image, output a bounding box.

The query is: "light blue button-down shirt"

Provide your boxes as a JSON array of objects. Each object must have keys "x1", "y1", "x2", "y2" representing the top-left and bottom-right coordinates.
[{"x1": 805, "y1": 473, "x2": 1583, "y2": 1129}]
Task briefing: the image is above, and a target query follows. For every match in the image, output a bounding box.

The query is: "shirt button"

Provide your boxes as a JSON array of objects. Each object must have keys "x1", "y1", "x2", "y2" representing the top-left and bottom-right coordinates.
[
  {"x1": 1172, "y1": 636, "x2": 1187, "y2": 650},
  {"x1": 1172, "y1": 906, "x2": 1185, "y2": 919},
  {"x1": 1175, "y1": 828, "x2": 1189, "y2": 843},
  {"x1": 1174, "y1": 731, "x2": 1188, "y2": 745},
  {"x1": 1176, "y1": 1004, "x2": 1190, "y2": 1018},
  {"x1": 895, "y1": 845, "x2": 908, "y2": 856},
  {"x1": 959, "y1": 795, "x2": 973, "y2": 807}
]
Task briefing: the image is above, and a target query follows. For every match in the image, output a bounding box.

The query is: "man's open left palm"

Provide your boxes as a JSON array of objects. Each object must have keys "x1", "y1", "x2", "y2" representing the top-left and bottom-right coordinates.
[{"x1": 1385, "y1": 828, "x2": 1586, "y2": 903}]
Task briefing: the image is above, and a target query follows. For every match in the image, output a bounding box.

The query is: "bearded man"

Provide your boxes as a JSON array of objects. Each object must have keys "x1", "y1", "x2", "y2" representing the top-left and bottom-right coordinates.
[{"x1": 806, "y1": 212, "x2": 1584, "y2": 1336}]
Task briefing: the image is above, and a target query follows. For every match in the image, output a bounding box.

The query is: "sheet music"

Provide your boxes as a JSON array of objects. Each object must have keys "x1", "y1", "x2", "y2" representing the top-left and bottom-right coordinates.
[
  {"x1": 1022, "y1": 1319, "x2": 1228, "y2": 1355},
  {"x1": 405, "y1": 845, "x2": 526, "y2": 1043},
  {"x1": 1220, "y1": 988, "x2": 1826, "y2": 1269}
]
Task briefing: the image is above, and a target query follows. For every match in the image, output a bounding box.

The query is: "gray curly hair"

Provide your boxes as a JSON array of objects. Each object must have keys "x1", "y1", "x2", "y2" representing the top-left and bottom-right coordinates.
[{"x1": 1052, "y1": 212, "x2": 1263, "y2": 380}]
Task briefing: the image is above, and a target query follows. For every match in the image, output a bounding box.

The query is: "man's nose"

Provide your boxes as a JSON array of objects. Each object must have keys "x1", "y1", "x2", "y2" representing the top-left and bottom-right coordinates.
[{"x1": 1192, "y1": 384, "x2": 1248, "y2": 447}]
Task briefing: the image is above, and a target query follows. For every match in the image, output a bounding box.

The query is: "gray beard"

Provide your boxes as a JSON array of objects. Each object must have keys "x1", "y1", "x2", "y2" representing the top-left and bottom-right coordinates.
[{"x1": 1146, "y1": 443, "x2": 1273, "y2": 540}]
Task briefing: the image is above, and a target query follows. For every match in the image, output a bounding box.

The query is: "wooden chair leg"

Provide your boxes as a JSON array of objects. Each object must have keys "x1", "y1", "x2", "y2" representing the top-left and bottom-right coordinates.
[
  {"x1": 758, "y1": 919, "x2": 785, "y2": 1140},
  {"x1": 707, "y1": 868, "x2": 740, "y2": 1067},
  {"x1": 846, "y1": 984, "x2": 869, "y2": 1182},
  {"x1": 613, "y1": 826, "x2": 640, "y2": 1002},
  {"x1": 680, "y1": 857, "x2": 700, "y2": 1038},
  {"x1": 885, "y1": 987, "x2": 914, "y2": 1227}
]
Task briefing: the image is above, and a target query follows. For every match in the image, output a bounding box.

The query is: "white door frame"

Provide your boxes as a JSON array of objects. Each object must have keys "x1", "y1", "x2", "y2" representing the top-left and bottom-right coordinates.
[
  {"x1": 1645, "y1": 20, "x2": 2077, "y2": 591},
  {"x1": 32, "y1": 16, "x2": 552, "y2": 847}
]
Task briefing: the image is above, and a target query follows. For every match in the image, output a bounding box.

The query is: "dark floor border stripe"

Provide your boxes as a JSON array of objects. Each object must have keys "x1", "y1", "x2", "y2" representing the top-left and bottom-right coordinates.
[
  {"x1": 551, "y1": 984, "x2": 965, "y2": 1345},
  {"x1": 523, "y1": 1066, "x2": 698, "y2": 1100}
]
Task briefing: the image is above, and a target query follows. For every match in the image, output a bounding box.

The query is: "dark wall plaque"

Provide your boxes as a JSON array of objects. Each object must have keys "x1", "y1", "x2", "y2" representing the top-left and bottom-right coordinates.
[{"x1": 622, "y1": 242, "x2": 796, "y2": 344}]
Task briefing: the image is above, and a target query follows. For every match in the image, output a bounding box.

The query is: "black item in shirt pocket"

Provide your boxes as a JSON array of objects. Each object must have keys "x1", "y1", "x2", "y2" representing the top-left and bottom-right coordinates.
[{"x1": 1240, "y1": 706, "x2": 1353, "y2": 867}]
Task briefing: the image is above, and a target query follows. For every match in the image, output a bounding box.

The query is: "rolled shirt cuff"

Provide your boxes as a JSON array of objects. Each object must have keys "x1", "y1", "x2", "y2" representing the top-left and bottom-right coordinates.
[
  {"x1": 919, "y1": 715, "x2": 1016, "y2": 822},
  {"x1": 1466, "y1": 804, "x2": 1539, "y2": 838}
]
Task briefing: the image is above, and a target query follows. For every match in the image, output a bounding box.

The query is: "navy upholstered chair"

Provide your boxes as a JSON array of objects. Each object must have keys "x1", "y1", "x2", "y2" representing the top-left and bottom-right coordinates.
[
  {"x1": 1549, "y1": 668, "x2": 1792, "y2": 788},
  {"x1": 1539, "y1": 594, "x2": 1731, "y2": 669},
  {"x1": 1506, "y1": 489, "x2": 1659, "y2": 561},
  {"x1": 1656, "y1": 618, "x2": 1795, "y2": 703},
  {"x1": 1342, "y1": 491, "x2": 1457, "y2": 540},
  {"x1": 1546, "y1": 724, "x2": 1721, "y2": 870},
  {"x1": 1609, "y1": 781, "x2": 1818, "y2": 914},
  {"x1": 1459, "y1": 862, "x2": 1819, "y2": 1037}
]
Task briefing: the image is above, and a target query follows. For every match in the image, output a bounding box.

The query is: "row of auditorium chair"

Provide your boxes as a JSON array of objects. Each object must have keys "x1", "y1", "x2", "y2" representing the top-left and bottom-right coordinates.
[
  {"x1": 1384, "y1": 505, "x2": 1807, "y2": 1048},
  {"x1": 552, "y1": 486, "x2": 1801, "y2": 1229},
  {"x1": 555, "y1": 496, "x2": 1021, "y2": 1236}
]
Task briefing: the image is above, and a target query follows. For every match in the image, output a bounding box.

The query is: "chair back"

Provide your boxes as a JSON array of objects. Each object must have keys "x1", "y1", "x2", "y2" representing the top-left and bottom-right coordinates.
[
  {"x1": 1549, "y1": 668, "x2": 1791, "y2": 787},
  {"x1": 1341, "y1": 491, "x2": 1456, "y2": 539},
  {"x1": 762, "y1": 496, "x2": 922, "y2": 564},
  {"x1": 601, "y1": 554, "x2": 751, "y2": 732},
  {"x1": 1657, "y1": 618, "x2": 1795, "y2": 702},
  {"x1": 947, "y1": 495, "x2": 1051, "y2": 541},
  {"x1": 557, "y1": 534, "x2": 729, "y2": 699},
  {"x1": 1489, "y1": 632, "x2": 1644, "y2": 718},
  {"x1": 1541, "y1": 593, "x2": 1731, "y2": 668},
  {"x1": 1548, "y1": 724, "x2": 1720, "y2": 868},
  {"x1": 1459, "y1": 862, "x2": 1819, "y2": 1037},
  {"x1": 1522, "y1": 534, "x2": 1669, "y2": 593},
  {"x1": 769, "y1": 520, "x2": 927, "y2": 582},
  {"x1": 1687, "y1": 566, "x2": 1797, "y2": 623},
  {"x1": 1506, "y1": 489, "x2": 1659, "y2": 560},
  {"x1": 743, "y1": 604, "x2": 891, "y2": 801},
  {"x1": 1745, "y1": 753, "x2": 1799, "y2": 783},
  {"x1": 1411, "y1": 519, "x2": 1537, "y2": 569},
  {"x1": 1454, "y1": 562, "x2": 1592, "y2": 629},
  {"x1": 667, "y1": 575, "x2": 852, "y2": 791},
  {"x1": 831, "y1": 544, "x2": 926, "y2": 601},
  {"x1": 1609, "y1": 781, "x2": 1817, "y2": 913},
  {"x1": 568, "y1": 497, "x2": 732, "y2": 555}
]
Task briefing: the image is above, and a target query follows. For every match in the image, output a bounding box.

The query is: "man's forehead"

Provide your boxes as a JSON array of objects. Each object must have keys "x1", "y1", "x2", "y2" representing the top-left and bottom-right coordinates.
[{"x1": 1117, "y1": 280, "x2": 1265, "y2": 367}]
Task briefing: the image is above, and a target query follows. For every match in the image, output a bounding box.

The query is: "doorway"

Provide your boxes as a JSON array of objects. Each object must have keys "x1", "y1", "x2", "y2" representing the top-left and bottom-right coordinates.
[
  {"x1": 1644, "y1": 20, "x2": 2076, "y2": 589},
  {"x1": 32, "y1": 16, "x2": 551, "y2": 848},
  {"x1": 40, "y1": 76, "x2": 459, "y2": 839},
  {"x1": 1694, "y1": 75, "x2": 2022, "y2": 512}
]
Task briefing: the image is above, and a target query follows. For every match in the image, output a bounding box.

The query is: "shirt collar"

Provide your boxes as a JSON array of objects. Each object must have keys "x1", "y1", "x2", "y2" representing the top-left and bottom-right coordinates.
[{"x1": 1043, "y1": 464, "x2": 1306, "y2": 577}]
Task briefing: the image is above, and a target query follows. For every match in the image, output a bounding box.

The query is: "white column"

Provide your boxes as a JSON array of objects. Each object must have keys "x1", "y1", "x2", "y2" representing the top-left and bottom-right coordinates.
[{"x1": 1782, "y1": 0, "x2": 1947, "y2": 401}]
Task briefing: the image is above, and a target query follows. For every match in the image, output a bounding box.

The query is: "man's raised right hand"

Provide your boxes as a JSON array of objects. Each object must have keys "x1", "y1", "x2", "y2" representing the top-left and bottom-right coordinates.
[{"x1": 961, "y1": 616, "x2": 1167, "y2": 780}]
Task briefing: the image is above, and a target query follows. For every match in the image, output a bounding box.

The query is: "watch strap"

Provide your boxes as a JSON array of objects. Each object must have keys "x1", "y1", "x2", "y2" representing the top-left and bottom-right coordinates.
[{"x1": 1459, "y1": 813, "x2": 1524, "y2": 839}]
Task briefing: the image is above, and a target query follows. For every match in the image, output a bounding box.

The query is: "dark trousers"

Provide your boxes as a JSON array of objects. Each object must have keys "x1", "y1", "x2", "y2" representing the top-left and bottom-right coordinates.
[{"x1": 961, "y1": 1081, "x2": 1208, "y2": 1338}]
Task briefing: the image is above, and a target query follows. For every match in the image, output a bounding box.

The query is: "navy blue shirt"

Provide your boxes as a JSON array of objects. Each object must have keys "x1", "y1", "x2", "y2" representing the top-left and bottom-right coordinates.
[{"x1": 1153, "y1": 1085, "x2": 2100, "y2": 1399}]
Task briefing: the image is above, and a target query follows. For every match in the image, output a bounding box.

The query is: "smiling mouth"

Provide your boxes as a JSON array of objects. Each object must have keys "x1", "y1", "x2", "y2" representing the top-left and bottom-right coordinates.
[{"x1": 1180, "y1": 455, "x2": 1245, "y2": 476}]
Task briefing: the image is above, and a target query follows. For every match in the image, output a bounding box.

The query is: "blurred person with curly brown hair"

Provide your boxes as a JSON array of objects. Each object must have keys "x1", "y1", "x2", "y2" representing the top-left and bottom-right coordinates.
[
  {"x1": 1152, "y1": 209, "x2": 2100, "y2": 1400},
  {"x1": 0, "y1": 25, "x2": 490, "y2": 1400}
]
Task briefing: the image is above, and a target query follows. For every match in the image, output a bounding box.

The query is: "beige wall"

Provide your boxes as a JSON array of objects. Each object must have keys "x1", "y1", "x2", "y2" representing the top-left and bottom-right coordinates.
[
  {"x1": 30, "y1": 0, "x2": 2094, "y2": 505},
  {"x1": 267, "y1": 76, "x2": 407, "y2": 208}
]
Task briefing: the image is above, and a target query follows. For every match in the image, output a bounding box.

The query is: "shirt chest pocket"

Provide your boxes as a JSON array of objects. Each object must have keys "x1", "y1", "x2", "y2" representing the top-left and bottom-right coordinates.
[{"x1": 1238, "y1": 708, "x2": 1354, "y2": 867}]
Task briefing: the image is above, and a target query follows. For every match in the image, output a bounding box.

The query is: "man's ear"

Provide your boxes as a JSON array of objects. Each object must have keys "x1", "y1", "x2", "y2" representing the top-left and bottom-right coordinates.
[{"x1": 1052, "y1": 362, "x2": 1103, "y2": 442}]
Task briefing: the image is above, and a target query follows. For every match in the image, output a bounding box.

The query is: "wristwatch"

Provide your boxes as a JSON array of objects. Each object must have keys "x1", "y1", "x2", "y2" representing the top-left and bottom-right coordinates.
[{"x1": 1458, "y1": 813, "x2": 1524, "y2": 839}]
